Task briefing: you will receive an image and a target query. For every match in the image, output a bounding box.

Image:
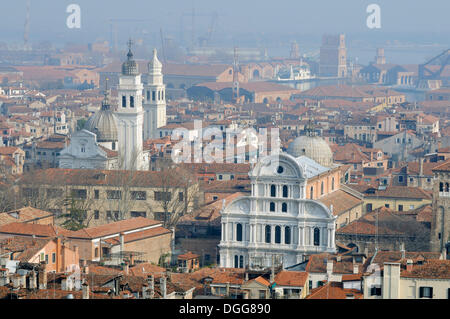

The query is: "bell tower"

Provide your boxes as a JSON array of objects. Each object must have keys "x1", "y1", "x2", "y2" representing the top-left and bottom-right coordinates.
[
  {"x1": 143, "y1": 48, "x2": 166, "y2": 140},
  {"x1": 115, "y1": 40, "x2": 147, "y2": 170}
]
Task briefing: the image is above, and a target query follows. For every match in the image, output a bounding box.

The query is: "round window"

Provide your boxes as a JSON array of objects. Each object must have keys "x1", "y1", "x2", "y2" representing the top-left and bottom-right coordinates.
[{"x1": 277, "y1": 166, "x2": 284, "y2": 174}]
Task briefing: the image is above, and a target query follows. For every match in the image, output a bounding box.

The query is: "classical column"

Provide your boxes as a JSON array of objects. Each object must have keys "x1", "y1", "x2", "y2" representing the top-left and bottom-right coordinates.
[{"x1": 271, "y1": 225, "x2": 275, "y2": 244}]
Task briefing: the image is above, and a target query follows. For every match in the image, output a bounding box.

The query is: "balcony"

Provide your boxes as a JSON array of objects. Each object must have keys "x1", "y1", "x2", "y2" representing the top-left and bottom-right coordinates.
[{"x1": 439, "y1": 192, "x2": 450, "y2": 198}]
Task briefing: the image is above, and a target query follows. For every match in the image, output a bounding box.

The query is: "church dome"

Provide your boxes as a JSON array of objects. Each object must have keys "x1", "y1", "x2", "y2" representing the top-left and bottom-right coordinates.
[
  {"x1": 85, "y1": 91, "x2": 118, "y2": 142},
  {"x1": 287, "y1": 135, "x2": 333, "y2": 167}
]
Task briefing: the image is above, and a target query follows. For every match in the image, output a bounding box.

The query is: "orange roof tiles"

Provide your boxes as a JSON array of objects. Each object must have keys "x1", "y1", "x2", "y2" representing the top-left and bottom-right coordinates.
[
  {"x1": 103, "y1": 226, "x2": 171, "y2": 245},
  {"x1": 0, "y1": 222, "x2": 71, "y2": 237},
  {"x1": 306, "y1": 282, "x2": 363, "y2": 299},
  {"x1": 68, "y1": 217, "x2": 162, "y2": 239},
  {"x1": 400, "y1": 260, "x2": 450, "y2": 279},
  {"x1": 274, "y1": 271, "x2": 308, "y2": 287}
]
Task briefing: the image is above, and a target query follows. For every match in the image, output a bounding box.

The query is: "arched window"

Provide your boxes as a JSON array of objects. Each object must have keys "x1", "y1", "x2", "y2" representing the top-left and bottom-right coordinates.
[
  {"x1": 282, "y1": 185, "x2": 288, "y2": 198},
  {"x1": 158, "y1": 91, "x2": 161, "y2": 101},
  {"x1": 446, "y1": 183, "x2": 450, "y2": 192},
  {"x1": 331, "y1": 177, "x2": 335, "y2": 191},
  {"x1": 130, "y1": 96, "x2": 134, "y2": 108},
  {"x1": 234, "y1": 255, "x2": 239, "y2": 268},
  {"x1": 270, "y1": 185, "x2": 276, "y2": 197},
  {"x1": 281, "y1": 202, "x2": 287, "y2": 213},
  {"x1": 236, "y1": 223, "x2": 242, "y2": 242},
  {"x1": 275, "y1": 226, "x2": 281, "y2": 244},
  {"x1": 285, "y1": 227, "x2": 291, "y2": 244},
  {"x1": 321, "y1": 181, "x2": 324, "y2": 195},
  {"x1": 122, "y1": 96, "x2": 126, "y2": 107},
  {"x1": 440, "y1": 182, "x2": 444, "y2": 192},
  {"x1": 152, "y1": 91, "x2": 156, "y2": 101},
  {"x1": 147, "y1": 90, "x2": 150, "y2": 101},
  {"x1": 239, "y1": 255, "x2": 244, "y2": 268},
  {"x1": 265, "y1": 225, "x2": 271, "y2": 243},
  {"x1": 310, "y1": 186, "x2": 314, "y2": 199},
  {"x1": 269, "y1": 202, "x2": 276, "y2": 212},
  {"x1": 313, "y1": 228, "x2": 320, "y2": 246}
]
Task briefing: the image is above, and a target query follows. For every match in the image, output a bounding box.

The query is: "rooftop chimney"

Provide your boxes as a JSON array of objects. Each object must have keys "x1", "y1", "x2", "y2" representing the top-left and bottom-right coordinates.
[
  {"x1": 38, "y1": 262, "x2": 47, "y2": 290},
  {"x1": 29, "y1": 270, "x2": 37, "y2": 290},
  {"x1": 406, "y1": 259, "x2": 413, "y2": 272},
  {"x1": 353, "y1": 264, "x2": 359, "y2": 274},
  {"x1": 82, "y1": 281, "x2": 89, "y2": 299},
  {"x1": 400, "y1": 243, "x2": 406, "y2": 260},
  {"x1": 120, "y1": 233, "x2": 125, "y2": 255},
  {"x1": 160, "y1": 276, "x2": 167, "y2": 299},
  {"x1": 123, "y1": 262, "x2": 129, "y2": 275},
  {"x1": 148, "y1": 275, "x2": 154, "y2": 299}
]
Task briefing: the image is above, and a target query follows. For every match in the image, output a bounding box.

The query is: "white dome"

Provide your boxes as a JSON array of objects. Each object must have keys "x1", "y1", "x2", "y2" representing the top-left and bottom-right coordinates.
[{"x1": 287, "y1": 135, "x2": 333, "y2": 167}]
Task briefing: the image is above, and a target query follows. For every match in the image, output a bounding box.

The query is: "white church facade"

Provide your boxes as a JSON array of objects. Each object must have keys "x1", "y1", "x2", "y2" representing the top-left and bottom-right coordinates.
[{"x1": 219, "y1": 152, "x2": 337, "y2": 270}]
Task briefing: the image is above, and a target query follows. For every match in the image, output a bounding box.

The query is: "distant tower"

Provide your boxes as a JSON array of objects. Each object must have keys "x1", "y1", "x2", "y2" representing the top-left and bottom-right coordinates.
[
  {"x1": 232, "y1": 47, "x2": 240, "y2": 103},
  {"x1": 375, "y1": 48, "x2": 386, "y2": 65},
  {"x1": 115, "y1": 40, "x2": 147, "y2": 170},
  {"x1": 24, "y1": 0, "x2": 31, "y2": 50},
  {"x1": 290, "y1": 41, "x2": 300, "y2": 59},
  {"x1": 319, "y1": 33, "x2": 347, "y2": 78},
  {"x1": 143, "y1": 48, "x2": 166, "y2": 140}
]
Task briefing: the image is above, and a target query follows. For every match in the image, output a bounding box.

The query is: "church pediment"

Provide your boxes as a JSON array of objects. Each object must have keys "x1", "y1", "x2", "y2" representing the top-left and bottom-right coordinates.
[{"x1": 250, "y1": 153, "x2": 306, "y2": 180}]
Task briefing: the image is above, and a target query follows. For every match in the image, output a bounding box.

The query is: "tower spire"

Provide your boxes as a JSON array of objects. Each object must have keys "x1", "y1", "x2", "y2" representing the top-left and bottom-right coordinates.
[{"x1": 101, "y1": 78, "x2": 111, "y2": 110}]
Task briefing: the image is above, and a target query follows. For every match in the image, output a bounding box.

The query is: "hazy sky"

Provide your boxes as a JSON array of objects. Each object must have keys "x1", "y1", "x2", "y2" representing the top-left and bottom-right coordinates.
[{"x1": 0, "y1": 0, "x2": 449, "y2": 63}]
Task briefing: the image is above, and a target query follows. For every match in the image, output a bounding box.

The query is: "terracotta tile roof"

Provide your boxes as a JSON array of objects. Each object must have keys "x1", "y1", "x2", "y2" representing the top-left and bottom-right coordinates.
[
  {"x1": 0, "y1": 236, "x2": 51, "y2": 262},
  {"x1": 201, "y1": 179, "x2": 251, "y2": 193},
  {"x1": 337, "y1": 207, "x2": 428, "y2": 236},
  {"x1": 0, "y1": 146, "x2": 21, "y2": 155},
  {"x1": 432, "y1": 159, "x2": 450, "y2": 172},
  {"x1": 305, "y1": 253, "x2": 358, "y2": 274},
  {"x1": 347, "y1": 185, "x2": 432, "y2": 200},
  {"x1": 341, "y1": 273, "x2": 363, "y2": 281},
  {"x1": 400, "y1": 260, "x2": 450, "y2": 279},
  {"x1": 196, "y1": 81, "x2": 297, "y2": 93},
  {"x1": 0, "y1": 222, "x2": 71, "y2": 237},
  {"x1": 306, "y1": 282, "x2": 363, "y2": 299},
  {"x1": 98, "y1": 145, "x2": 118, "y2": 158},
  {"x1": 128, "y1": 263, "x2": 166, "y2": 277},
  {"x1": 87, "y1": 265, "x2": 123, "y2": 276},
  {"x1": 178, "y1": 251, "x2": 200, "y2": 260},
  {"x1": 370, "y1": 251, "x2": 441, "y2": 265},
  {"x1": 274, "y1": 271, "x2": 308, "y2": 287},
  {"x1": 18, "y1": 168, "x2": 191, "y2": 188},
  {"x1": 319, "y1": 189, "x2": 363, "y2": 216},
  {"x1": 253, "y1": 276, "x2": 271, "y2": 287},
  {"x1": 0, "y1": 206, "x2": 53, "y2": 225},
  {"x1": 68, "y1": 217, "x2": 162, "y2": 239},
  {"x1": 405, "y1": 161, "x2": 442, "y2": 176},
  {"x1": 103, "y1": 226, "x2": 171, "y2": 245}
]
